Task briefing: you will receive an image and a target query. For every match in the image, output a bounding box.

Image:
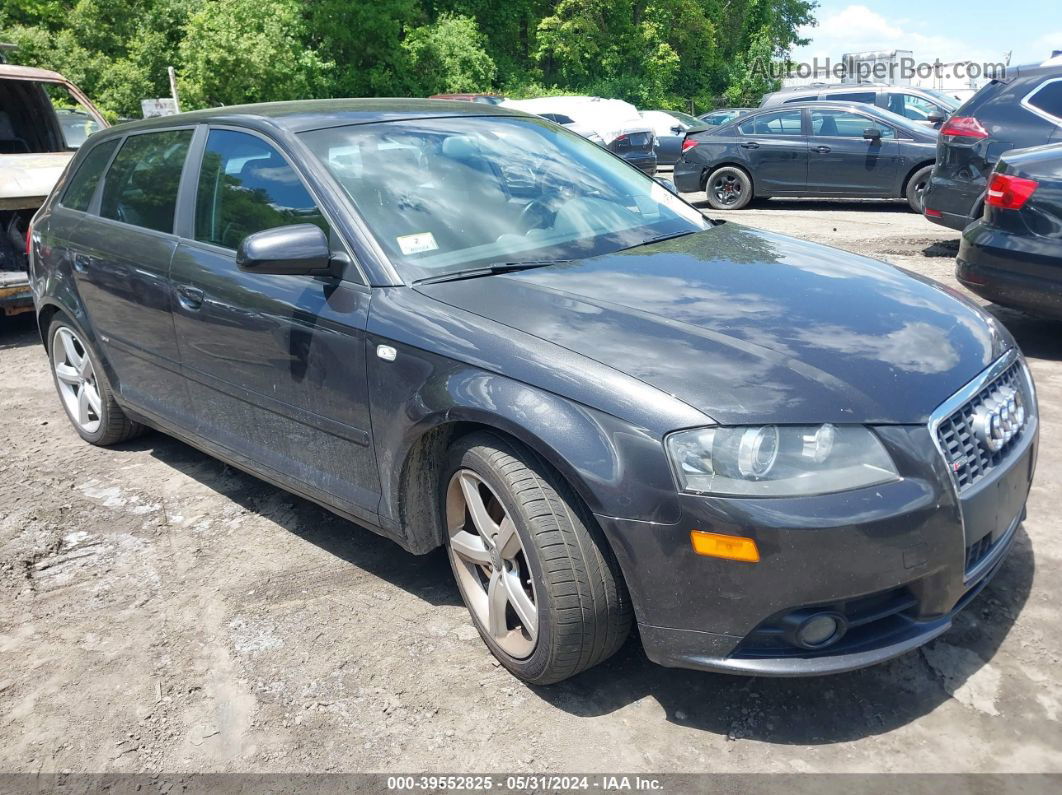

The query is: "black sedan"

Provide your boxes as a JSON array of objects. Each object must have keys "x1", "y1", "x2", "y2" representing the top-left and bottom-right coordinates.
[
  {"x1": 958, "y1": 142, "x2": 1062, "y2": 318},
  {"x1": 675, "y1": 102, "x2": 938, "y2": 211},
  {"x1": 29, "y1": 99, "x2": 1036, "y2": 683}
]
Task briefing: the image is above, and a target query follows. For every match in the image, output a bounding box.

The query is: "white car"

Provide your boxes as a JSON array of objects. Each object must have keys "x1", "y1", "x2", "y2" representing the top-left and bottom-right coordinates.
[{"x1": 501, "y1": 96, "x2": 657, "y2": 174}]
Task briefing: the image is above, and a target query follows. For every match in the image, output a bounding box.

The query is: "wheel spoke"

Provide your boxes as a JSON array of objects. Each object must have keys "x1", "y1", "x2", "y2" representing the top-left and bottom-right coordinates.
[
  {"x1": 495, "y1": 516, "x2": 521, "y2": 560},
  {"x1": 77, "y1": 351, "x2": 93, "y2": 379},
  {"x1": 76, "y1": 384, "x2": 90, "y2": 425},
  {"x1": 60, "y1": 331, "x2": 82, "y2": 370},
  {"x1": 83, "y1": 383, "x2": 102, "y2": 417},
  {"x1": 459, "y1": 472, "x2": 499, "y2": 541},
  {"x1": 55, "y1": 363, "x2": 80, "y2": 385},
  {"x1": 503, "y1": 570, "x2": 537, "y2": 641},
  {"x1": 486, "y1": 570, "x2": 509, "y2": 638},
  {"x1": 449, "y1": 529, "x2": 492, "y2": 565}
]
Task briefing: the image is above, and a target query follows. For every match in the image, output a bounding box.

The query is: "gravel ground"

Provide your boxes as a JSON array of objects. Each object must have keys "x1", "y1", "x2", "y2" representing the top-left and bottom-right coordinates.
[{"x1": 1, "y1": 194, "x2": 1061, "y2": 775}]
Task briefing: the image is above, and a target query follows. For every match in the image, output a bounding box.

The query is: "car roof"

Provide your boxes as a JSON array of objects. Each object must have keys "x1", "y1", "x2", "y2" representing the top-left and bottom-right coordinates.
[
  {"x1": 0, "y1": 63, "x2": 69, "y2": 82},
  {"x1": 99, "y1": 98, "x2": 533, "y2": 137}
]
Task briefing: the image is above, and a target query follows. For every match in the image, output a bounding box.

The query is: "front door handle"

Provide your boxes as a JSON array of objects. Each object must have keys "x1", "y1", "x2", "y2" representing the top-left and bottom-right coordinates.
[
  {"x1": 740, "y1": 141, "x2": 760, "y2": 149},
  {"x1": 176, "y1": 285, "x2": 204, "y2": 311},
  {"x1": 814, "y1": 145, "x2": 832, "y2": 154}
]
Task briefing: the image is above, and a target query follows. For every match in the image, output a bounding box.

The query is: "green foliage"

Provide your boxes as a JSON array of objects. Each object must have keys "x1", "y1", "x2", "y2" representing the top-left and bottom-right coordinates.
[
  {"x1": 0, "y1": 0, "x2": 816, "y2": 118},
  {"x1": 403, "y1": 13, "x2": 496, "y2": 94}
]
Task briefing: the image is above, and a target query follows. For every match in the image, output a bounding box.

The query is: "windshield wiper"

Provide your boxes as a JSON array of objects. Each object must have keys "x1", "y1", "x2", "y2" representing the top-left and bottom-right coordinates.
[
  {"x1": 415, "y1": 260, "x2": 570, "y2": 285},
  {"x1": 623, "y1": 229, "x2": 700, "y2": 251}
]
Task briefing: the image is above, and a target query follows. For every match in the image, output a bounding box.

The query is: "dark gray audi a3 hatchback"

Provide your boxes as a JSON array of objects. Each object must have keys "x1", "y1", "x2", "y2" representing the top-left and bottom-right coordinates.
[{"x1": 28, "y1": 99, "x2": 1038, "y2": 684}]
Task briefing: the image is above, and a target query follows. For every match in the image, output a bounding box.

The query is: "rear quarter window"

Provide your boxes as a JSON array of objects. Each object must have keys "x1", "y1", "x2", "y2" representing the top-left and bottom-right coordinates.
[
  {"x1": 61, "y1": 139, "x2": 118, "y2": 211},
  {"x1": 1024, "y1": 78, "x2": 1062, "y2": 123}
]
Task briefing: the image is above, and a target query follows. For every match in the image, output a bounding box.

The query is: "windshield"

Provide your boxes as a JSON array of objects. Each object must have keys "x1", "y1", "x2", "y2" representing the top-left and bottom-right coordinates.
[
  {"x1": 917, "y1": 88, "x2": 960, "y2": 110},
  {"x1": 300, "y1": 116, "x2": 709, "y2": 281},
  {"x1": 667, "y1": 110, "x2": 704, "y2": 128}
]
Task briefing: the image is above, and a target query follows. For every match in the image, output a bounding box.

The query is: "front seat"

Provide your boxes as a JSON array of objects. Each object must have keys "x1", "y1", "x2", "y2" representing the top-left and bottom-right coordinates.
[
  {"x1": 816, "y1": 114, "x2": 839, "y2": 137},
  {"x1": 0, "y1": 112, "x2": 30, "y2": 154}
]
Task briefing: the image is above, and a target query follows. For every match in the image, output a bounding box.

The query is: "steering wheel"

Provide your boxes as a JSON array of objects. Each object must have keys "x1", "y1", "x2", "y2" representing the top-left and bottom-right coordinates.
[{"x1": 518, "y1": 200, "x2": 553, "y2": 232}]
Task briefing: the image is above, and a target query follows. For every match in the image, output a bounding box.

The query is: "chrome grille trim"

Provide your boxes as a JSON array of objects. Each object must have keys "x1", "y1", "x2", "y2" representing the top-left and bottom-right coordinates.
[{"x1": 929, "y1": 349, "x2": 1036, "y2": 493}]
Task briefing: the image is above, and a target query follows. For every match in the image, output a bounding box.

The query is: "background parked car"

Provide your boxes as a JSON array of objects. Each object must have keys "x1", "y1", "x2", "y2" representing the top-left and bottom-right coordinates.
[
  {"x1": 639, "y1": 109, "x2": 706, "y2": 165},
  {"x1": 502, "y1": 96, "x2": 657, "y2": 174},
  {"x1": 429, "y1": 93, "x2": 507, "y2": 105},
  {"x1": 0, "y1": 63, "x2": 107, "y2": 316},
  {"x1": 698, "y1": 108, "x2": 754, "y2": 126},
  {"x1": 674, "y1": 102, "x2": 937, "y2": 211},
  {"x1": 761, "y1": 83, "x2": 958, "y2": 127},
  {"x1": 533, "y1": 112, "x2": 605, "y2": 145},
  {"x1": 924, "y1": 62, "x2": 1062, "y2": 231},
  {"x1": 957, "y1": 141, "x2": 1062, "y2": 318}
]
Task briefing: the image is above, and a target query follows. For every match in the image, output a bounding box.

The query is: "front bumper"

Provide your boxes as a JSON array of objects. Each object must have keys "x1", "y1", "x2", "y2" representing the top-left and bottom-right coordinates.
[
  {"x1": 598, "y1": 378, "x2": 1037, "y2": 676},
  {"x1": 957, "y1": 221, "x2": 1062, "y2": 319}
]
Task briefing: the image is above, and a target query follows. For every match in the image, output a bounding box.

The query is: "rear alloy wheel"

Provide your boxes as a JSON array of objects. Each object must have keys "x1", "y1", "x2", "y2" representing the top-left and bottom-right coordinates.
[
  {"x1": 906, "y1": 165, "x2": 934, "y2": 213},
  {"x1": 705, "y1": 166, "x2": 753, "y2": 210},
  {"x1": 444, "y1": 432, "x2": 631, "y2": 684},
  {"x1": 48, "y1": 318, "x2": 143, "y2": 446}
]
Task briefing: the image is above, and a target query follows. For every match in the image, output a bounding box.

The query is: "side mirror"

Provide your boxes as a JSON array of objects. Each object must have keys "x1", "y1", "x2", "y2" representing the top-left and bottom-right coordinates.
[
  {"x1": 236, "y1": 224, "x2": 332, "y2": 276},
  {"x1": 863, "y1": 127, "x2": 882, "y2": 141},
  {"x1": 927, "y1": 112, "x2": 946, "y2": 124},
  {"x1": 653, "y1": 176, "x2": 679, "y2": 194},
  {"x1": 670, "y1": 125, "x2": 685, "y2": 135}
]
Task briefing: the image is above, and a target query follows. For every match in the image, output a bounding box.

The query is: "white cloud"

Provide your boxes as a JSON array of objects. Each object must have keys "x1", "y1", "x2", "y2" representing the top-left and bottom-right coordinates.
[{"x1": 792, "y1": 4, "x2": 1003, "y2": 67}]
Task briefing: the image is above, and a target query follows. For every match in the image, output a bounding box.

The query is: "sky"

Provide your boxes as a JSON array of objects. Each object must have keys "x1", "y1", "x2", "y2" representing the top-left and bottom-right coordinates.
[{"x1": 791, "y1": 1, "x2": 1062, "y2": 68}]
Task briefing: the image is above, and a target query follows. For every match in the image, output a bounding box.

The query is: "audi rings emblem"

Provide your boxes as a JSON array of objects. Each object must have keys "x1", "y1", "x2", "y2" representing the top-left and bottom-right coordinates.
[{"x1": 971, "y1": 386, "x2": 1026, "y2": 453}]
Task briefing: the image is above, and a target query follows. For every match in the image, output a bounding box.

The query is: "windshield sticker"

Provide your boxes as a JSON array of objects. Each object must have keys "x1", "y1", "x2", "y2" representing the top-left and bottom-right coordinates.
[{"x1": 397, "y1": 232, "x2": 438, "y2": 255}]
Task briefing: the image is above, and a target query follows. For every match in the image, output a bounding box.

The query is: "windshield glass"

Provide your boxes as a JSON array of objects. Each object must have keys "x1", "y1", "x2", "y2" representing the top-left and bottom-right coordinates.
[
  {"x1": 300, "y1": 116, "x2": 709, "y2": 281},
  {"x1": 918, "y1": 88, "x2": 960, "y2": 110}
]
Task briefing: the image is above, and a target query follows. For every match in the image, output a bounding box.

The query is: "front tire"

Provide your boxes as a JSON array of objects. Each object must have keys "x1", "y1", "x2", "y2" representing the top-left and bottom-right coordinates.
[
  {"x1": 906, "y1": 165, "x2": 933, "y2": 213},
  {"x1": 443, "y1": 432, "x2": 631, "y2": 684},
  {"x1": 48, "y1": 317, "x2": 143, "y2": 446},
  {"x1": 705, "y1": 165, "x2": 753, "y2": 210}
]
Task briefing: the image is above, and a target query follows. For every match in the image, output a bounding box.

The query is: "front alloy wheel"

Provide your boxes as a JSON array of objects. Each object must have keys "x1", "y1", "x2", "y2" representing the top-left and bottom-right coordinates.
[{"x1": 443, "y1": 432, "x2": 631, "y2": 684}]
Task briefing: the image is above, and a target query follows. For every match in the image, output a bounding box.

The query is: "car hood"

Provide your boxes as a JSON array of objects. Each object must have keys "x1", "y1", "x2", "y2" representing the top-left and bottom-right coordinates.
[
  {"x1": 417, "y1": 223, "x2": 1011, "y2": 425},
  {"x1": 0, "y1": 152, "x2": 73, "y2": 205}
]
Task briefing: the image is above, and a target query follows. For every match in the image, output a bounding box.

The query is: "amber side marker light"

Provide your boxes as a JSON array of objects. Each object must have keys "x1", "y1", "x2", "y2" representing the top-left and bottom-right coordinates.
[{"x1": 690, "y1": 530, "x2": 760, "y2": 563}]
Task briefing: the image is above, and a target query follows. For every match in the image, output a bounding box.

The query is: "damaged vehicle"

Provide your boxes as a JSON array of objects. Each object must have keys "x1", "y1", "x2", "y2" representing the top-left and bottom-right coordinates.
[{"x1": 1, "y1": 63, "x2": 106, "y2": 316}]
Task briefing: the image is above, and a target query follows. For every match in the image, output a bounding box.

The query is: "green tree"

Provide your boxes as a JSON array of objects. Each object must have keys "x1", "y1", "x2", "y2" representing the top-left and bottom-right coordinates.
[
  {"x1": 402, "y1": 13, "x2": 496, "y2": 95},
  {"x1": 177, "y1": 0, "x2": 332, "y2": 109}
]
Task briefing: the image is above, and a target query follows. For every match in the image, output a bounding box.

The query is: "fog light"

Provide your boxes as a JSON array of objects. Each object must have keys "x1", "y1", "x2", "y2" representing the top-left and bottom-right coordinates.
[{"x1": 782, "y1": 611, "x2": 847, "y2": 650}]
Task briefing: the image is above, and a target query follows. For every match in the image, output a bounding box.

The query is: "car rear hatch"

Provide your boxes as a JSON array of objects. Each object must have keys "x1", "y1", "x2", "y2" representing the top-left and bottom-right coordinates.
[{"x1": 608, "y1": 126, "x2": 655, "y2": 156}]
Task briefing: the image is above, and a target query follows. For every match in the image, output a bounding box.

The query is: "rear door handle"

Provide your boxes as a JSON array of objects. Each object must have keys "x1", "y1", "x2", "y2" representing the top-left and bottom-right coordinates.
[
  {"x1": 814, "y1": 145, "x2": 832, "y2": 154},
  {"x1": 740, "y1": 141, "x2": 760, "y2": 149},
  {"x1": 176, "y1": 285, "x2": 204, "y2": 311}
]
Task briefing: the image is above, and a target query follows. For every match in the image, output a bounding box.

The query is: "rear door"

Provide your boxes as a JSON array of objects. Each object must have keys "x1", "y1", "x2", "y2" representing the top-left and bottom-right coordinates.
[
  {"x1": 806, "y1": 108, "x2": 899, "y2": 195},
  {"x1": 69, "y1": 127, "x2": 195, "y2": 424},
  {"x1": 169, "y1": 126, "x2": 380, "y2": 520},
  {"x1": 733, "y1": 109, "x2": 807, "y2": 192}
]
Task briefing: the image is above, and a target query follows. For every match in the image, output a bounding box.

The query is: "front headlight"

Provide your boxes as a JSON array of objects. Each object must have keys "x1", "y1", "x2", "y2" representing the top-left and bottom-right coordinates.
[{"x1": 665, "y1": 424, "x2": 899, "y2": 497}]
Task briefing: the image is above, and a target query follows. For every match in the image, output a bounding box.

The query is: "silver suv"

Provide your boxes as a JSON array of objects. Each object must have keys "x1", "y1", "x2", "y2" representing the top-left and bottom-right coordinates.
[{"x1": 760, "y1": 83, "x2": 959, "y2": 126}]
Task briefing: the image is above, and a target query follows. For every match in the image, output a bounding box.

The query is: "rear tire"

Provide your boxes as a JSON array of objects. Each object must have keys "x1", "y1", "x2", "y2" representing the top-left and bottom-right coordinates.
[
  {"x1": 47, "y1": 317, "x2": 144, "y2": 446},
  {"x1": 906, "y1": 165, "x2": 933, "y2": 213},
  {"x1": 443, "y1": 431, "x2": 631, "y2": 684},
  {"x1": 704, "y1": 166, "x2": 753, "y2": 210}
]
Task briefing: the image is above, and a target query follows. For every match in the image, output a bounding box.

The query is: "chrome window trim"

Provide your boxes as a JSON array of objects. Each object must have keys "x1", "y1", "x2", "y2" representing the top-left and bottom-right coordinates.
[{"x1": 1020, "y1": 77, "x2": 1062, "y2": 128}]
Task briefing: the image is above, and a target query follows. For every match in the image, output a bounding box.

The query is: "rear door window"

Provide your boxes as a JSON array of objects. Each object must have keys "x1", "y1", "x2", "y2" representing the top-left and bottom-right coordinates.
[
  {"x1": 738, "y1": 110, "x2": 804, "y2": 136},
  {"x1": 61, "y1": 139, "x2": 118, "y2": 211},
  {"x1": 194, "y1": 129, "x2": 328, "y2": 250},
  {"x1": 826, "y1": 91, "x2": 877, "y2": 104},
  {"x1": 99, "y1": 129, "x2": 193, "y2": 233},
  {"x1": 1024, "y1": 78, "x2": 1062, "y2": 123}
]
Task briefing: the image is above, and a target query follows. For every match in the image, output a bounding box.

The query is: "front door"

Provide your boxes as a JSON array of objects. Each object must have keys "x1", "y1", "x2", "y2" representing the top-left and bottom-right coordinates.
[
  {"x1": 169, "y1": 127, "x2": 380, "y2": 520},
  {"x1": 806, "y1": 109, "x2": 900, "y2": 195}
]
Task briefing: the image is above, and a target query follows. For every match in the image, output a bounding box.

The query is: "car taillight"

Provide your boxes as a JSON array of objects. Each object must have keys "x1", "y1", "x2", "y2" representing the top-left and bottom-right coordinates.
[
  {"x1": 613, "y1": 134, "x2": 628, "y2": 143},
  {"x1": 924, "y1": 207, "x2": 943, "y2": 218},
  {"x1": 681, "y1": 138, "x2": 699, "y2": 153},
  {"x1": 25, "y1": 223, "x2": 32, "y2": 258},
  {"x1": 986, "y1": 173, "x2": 1039, "y2": 210},
  {"x1": 939, "y1": 116, "x2": 989, "y2": 139}
]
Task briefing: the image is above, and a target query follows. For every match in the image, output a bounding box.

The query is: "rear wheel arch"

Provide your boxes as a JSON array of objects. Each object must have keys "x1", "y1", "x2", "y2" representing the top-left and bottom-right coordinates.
[
  {"x1": 900, "y1": 160, "x2": 936, "y2": 196},
  {"x1": 701, "y1": 161, "x2": 755, "y2": 193}
]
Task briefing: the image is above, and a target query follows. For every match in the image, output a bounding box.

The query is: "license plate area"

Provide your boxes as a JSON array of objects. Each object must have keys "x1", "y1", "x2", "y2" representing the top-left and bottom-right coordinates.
[{"x1": 959, "y1": 439, "x2": 1033, "y2": 567}]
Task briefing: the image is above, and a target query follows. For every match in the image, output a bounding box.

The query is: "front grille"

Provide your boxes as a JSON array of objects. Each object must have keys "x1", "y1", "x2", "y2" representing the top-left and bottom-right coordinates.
[{"x1": 935, "y1": 362, "x2": 1029, "y2": 492}]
